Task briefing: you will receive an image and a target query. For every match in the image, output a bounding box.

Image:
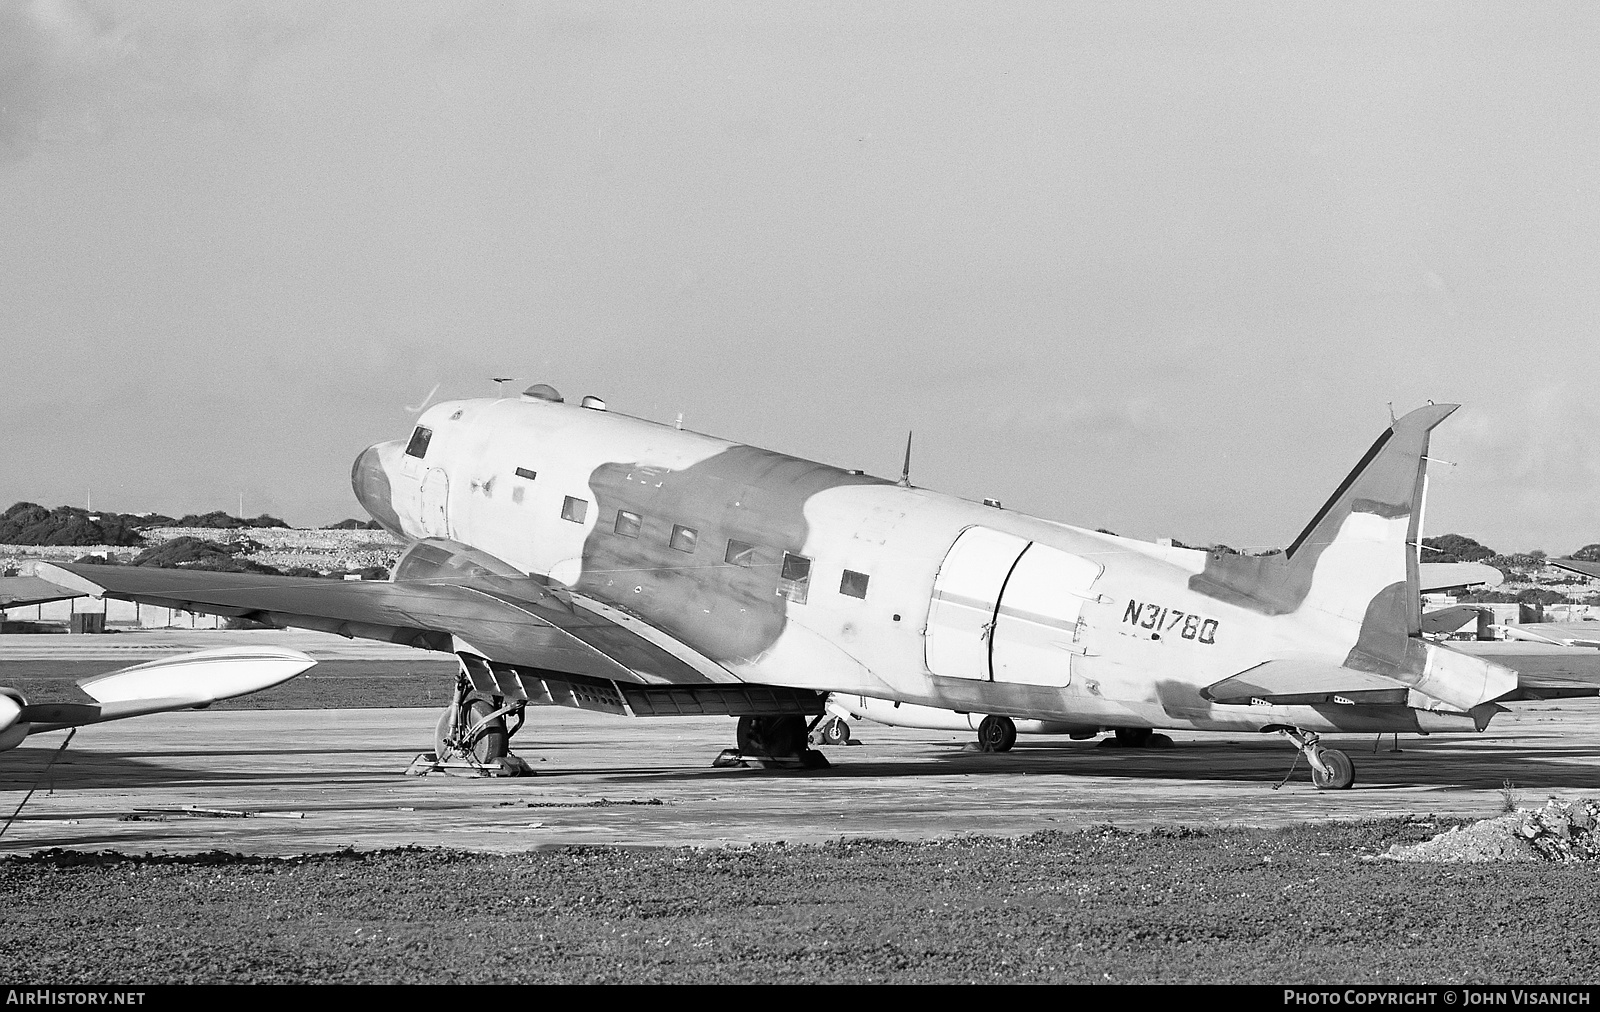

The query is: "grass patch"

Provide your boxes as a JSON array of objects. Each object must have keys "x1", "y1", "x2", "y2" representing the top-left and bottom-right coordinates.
[{"x1": 5, "y1": 819, "x2": 1597, "y2": 984}]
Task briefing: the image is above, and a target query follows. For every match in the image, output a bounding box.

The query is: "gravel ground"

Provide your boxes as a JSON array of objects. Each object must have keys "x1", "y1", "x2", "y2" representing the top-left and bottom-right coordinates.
[{"x1": 5, "y1": 820, "x2": 1599, "y2": 984}]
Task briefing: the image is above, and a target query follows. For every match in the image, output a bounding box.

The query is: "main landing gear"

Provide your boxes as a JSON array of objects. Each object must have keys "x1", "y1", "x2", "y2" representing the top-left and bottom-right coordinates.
[
  {"x1": 1276, "y1": 727, "x2": 1355, "y2": 790},
  {"x1": 714, "y1": 715, "x2": 831, "y2": 769},
  {"x1": 411, "y1": 672, "x2": 532, "y2": 777},
  {"x1": 1101, "y1": 727, "x2": 1175, "y2": 749}
]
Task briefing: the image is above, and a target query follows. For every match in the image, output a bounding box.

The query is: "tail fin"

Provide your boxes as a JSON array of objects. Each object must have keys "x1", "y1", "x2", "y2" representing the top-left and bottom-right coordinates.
[
  {"x1": 1189, "y1": 403, "x2": 1458, "y2": 639},
  {"x1": 1193, "y1": 403, "x2": 1520, "y2": 710}
]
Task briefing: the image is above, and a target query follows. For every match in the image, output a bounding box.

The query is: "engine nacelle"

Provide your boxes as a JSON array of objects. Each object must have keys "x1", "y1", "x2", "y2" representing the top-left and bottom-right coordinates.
[{"x1": 0, "y1": 688, "x2": 31, "y2": 752}]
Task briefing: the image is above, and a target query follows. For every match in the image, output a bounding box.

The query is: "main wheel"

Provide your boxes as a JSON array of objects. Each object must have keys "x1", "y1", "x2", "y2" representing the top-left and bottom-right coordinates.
[
  {"x1": 1310, "y1": 748, "x2": 1355, "y2": 790},
  {"x1": 820, "y1": 719, "x2": 851, "y2": 746},
  {"x1": 1115, "y1": 727, "x2": 1153, "y2": 748},
  {"x1": 977, "y1": 715, "x2": 1017, "y2": 753},
  {"x1": 438, "y1": 698, "x2": 508, "y2": 764},
  {"x1": 737, "y1": 715, "x2": 807, "y2": 756}
]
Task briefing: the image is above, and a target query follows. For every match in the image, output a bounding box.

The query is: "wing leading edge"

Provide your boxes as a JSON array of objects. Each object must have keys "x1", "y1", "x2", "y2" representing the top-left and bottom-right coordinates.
[{"x1": 42, "y1": 560, "x2": 725, "y2": 687}]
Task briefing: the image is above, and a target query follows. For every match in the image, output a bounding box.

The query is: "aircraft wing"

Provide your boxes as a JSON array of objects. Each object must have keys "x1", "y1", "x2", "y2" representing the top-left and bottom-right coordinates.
[
  {"x1": 0, "y1": 575, "x2": 86, "y2": 609},
  {"x1": 1418, "y1": 562, "x2": 1504, "y2": 594},
  {"x1": 1550, "y1": 558, "x2": 1600, "y2": 581},
  {"x1": 2, "y1": 647, "x2": 315, "y2": 744},
  {"x1": 1451, "y1": 639, "x2": 1600, "y2": 700},
  {"x1": 41, "y1": 561, "x2": 724, "y2": 687}
]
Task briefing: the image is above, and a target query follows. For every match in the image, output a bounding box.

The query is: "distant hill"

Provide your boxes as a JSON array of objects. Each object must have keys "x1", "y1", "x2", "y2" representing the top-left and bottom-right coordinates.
[
  {"x1": 0, "y1": 502, "x2": 146, "y2": 546},
  {"x1": 169, "y1": 511, "x2": 290, "y2": 529},
  {"x1": 322, "y1": 518, "x2": 383, "y2": 530},
  {"x1": 1421, "y1": 534, "x2": 1495, "y2": 564}
]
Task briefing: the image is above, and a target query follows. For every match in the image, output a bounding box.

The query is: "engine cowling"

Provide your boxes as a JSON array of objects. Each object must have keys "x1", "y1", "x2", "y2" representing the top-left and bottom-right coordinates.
[{"x1": 0, "y1": 688, "x2": 31, "y2": 752}]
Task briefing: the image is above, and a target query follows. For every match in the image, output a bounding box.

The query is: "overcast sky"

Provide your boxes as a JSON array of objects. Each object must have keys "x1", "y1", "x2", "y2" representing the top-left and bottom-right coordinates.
[{"x1": 2, "y1": 1, "x2": 1597, "y2": 552}]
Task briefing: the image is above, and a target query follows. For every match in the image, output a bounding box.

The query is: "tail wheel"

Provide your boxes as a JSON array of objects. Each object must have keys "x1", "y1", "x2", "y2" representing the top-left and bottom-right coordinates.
[
  {"x1": 1311, "y1": 748, "x2": 1355, "y2": 790},
  {"x1": 977, "y1": 715, "x2": 1017, "y2": 753}
]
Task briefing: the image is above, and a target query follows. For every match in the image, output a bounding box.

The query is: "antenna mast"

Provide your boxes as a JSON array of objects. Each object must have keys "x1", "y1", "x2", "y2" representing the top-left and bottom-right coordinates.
[{"x1": 898, "y1": 431, "x2": 913, "y2": 487}]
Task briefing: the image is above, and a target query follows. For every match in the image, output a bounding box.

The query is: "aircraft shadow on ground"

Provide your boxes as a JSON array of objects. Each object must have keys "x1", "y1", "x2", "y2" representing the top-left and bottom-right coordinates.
[
  {"x1": 596, "y1": 738, "x2": 1600, "y2": 792},
  {"x1": 5, "y1": 738, "x2": 1599, "y2": 793},
  {"x1": 0, "y1": 747, "x2": 416, "y2": 792}
]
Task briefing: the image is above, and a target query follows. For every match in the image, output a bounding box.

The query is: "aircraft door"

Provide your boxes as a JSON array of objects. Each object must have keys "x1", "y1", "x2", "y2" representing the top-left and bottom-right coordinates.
[
  {"x1": 991, "y1": 544, "x2": 1102, "y2": 687},
  {"x1": 924, "y1": 526, "x2": 1029, "y2": 680},
  {"x1": 420, "y1": 468, "x2": 450, "y2": 538}
]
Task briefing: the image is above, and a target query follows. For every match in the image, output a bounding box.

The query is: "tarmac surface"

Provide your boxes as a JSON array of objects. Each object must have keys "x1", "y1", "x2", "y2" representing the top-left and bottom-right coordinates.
[{"x1": 3, "y1": 630, "x2": 1599, "y2": 855}]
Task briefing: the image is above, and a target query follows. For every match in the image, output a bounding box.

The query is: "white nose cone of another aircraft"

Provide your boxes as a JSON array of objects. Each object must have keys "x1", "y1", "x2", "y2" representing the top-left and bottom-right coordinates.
[{"x1": 77, "y1": 646, "x2": 317, "y2": 706}]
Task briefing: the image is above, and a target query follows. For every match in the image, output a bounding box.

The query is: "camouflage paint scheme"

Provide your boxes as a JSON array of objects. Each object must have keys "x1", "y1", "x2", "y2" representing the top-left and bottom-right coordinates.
[{"x1": 352, "y1": 390, "x2": 1517, "y2": 736}]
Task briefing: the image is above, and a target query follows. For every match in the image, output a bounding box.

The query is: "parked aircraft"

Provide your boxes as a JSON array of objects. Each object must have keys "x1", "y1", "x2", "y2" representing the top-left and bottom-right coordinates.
[
  {"x1": 1, "y1": 647, "x2": 315, "y2": 752},
  {"x1": 46, "y1": 387, "x2": 1600, "y2": 789}
]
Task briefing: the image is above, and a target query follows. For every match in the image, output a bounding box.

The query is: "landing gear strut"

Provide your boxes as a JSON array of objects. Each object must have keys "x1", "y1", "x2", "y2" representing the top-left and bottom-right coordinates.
[{"x1": 1277, "y1": 727, "x2": 1355, "y2": 790}]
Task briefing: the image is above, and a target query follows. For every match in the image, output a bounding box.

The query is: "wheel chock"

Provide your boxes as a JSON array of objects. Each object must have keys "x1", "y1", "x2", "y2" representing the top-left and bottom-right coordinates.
[
  {"x1": 711, "y1": 748, "x2": 831, "y2": 770},
  {"x1": 404, "y1": 752, "x2": 535, "y2": 777}
]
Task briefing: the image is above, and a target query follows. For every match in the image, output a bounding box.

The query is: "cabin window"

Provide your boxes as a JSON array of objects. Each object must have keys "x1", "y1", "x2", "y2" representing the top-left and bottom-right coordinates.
[
  {"x1": 515, "y1": 467, "x2": 537, "y2": 481},
  {"x1": 614, "y1": 510, "x2": 642, "y2": 538},
  {"x1": 669, "y1": 524, "x2": 698, "y2": 553},
  {"x1": 840, "y1": 569, "x2": 870, "y2": 599},
  {"x1": 778, "y1": 552, "x2": 811, "y2": 604},
  {"x1": 404, "y1": 426, "x2": 433, "y2": 459},
  {"x1": 561, "y1": 496, "x2": 588, "y2": 524},
  {"x1": 725, "y1": 539, "x2": 756, "y2": 568}
]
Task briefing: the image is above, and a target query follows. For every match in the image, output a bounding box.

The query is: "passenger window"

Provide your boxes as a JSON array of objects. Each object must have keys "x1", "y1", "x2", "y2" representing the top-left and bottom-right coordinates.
[
  {"x1": 561, "y1": 496, "x2": 588, "y2": 524},
  {"x1": 614, "y1": 510, "x2": 642, "y2": 538},
  {"x1": 778, "y1": 552, "x2": 811, "y2": 604},
  {"x1": 669, "y1": 525, "x2": 698, "y2": 553},
  {"x1": 725, "y1": 539, "x2": 756, "y2": 568},
  {"x1": 404, "y1": 426, "x2": 432, "y2": 459},
  {"x1": 840, "y1": 570, "x2": 870, "y2": 599},
  {"x1": 515, "y1": 467, "x2": 537, "y2": 481}
]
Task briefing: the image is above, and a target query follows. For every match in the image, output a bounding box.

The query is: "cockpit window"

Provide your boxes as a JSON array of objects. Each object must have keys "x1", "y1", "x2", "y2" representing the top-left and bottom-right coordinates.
[{"x1": 404, "y1": 426, "x2": 433, "y2": 459}]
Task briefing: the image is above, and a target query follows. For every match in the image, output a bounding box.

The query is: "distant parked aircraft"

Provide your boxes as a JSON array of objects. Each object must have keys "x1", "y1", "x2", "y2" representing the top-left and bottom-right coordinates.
[{"x1": 1, "y1": 648, "x2": 314, "y2": 752}]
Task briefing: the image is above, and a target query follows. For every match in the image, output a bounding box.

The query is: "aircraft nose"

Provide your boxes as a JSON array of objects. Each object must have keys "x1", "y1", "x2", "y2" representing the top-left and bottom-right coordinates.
[{"x1": 351, "y1": 440, "x2": 407, "y2": 536}]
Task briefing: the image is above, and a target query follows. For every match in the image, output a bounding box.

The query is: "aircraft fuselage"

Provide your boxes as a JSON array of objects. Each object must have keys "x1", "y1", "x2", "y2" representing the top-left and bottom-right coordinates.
[{"x1": 351, "y1": 391, "x2": 1485, "y2": 737}]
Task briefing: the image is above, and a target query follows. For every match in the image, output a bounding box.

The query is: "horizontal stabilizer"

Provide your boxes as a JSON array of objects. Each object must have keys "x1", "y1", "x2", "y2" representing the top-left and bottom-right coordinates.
[{"x1": 1203, "y1": 659, "x2": 1411, "y2": 706}]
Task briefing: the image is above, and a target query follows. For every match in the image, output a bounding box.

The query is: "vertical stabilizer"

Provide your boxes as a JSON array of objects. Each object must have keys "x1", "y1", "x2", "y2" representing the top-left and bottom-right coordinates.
[{"x1": 1188, "y1": 404, "x2": 1458, "y2": 648}]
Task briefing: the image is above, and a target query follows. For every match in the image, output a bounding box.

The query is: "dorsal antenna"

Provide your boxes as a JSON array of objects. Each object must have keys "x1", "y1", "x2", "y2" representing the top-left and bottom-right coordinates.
[{"x1": 898, "y1": 430, "x2": 913, "y2": 487}]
